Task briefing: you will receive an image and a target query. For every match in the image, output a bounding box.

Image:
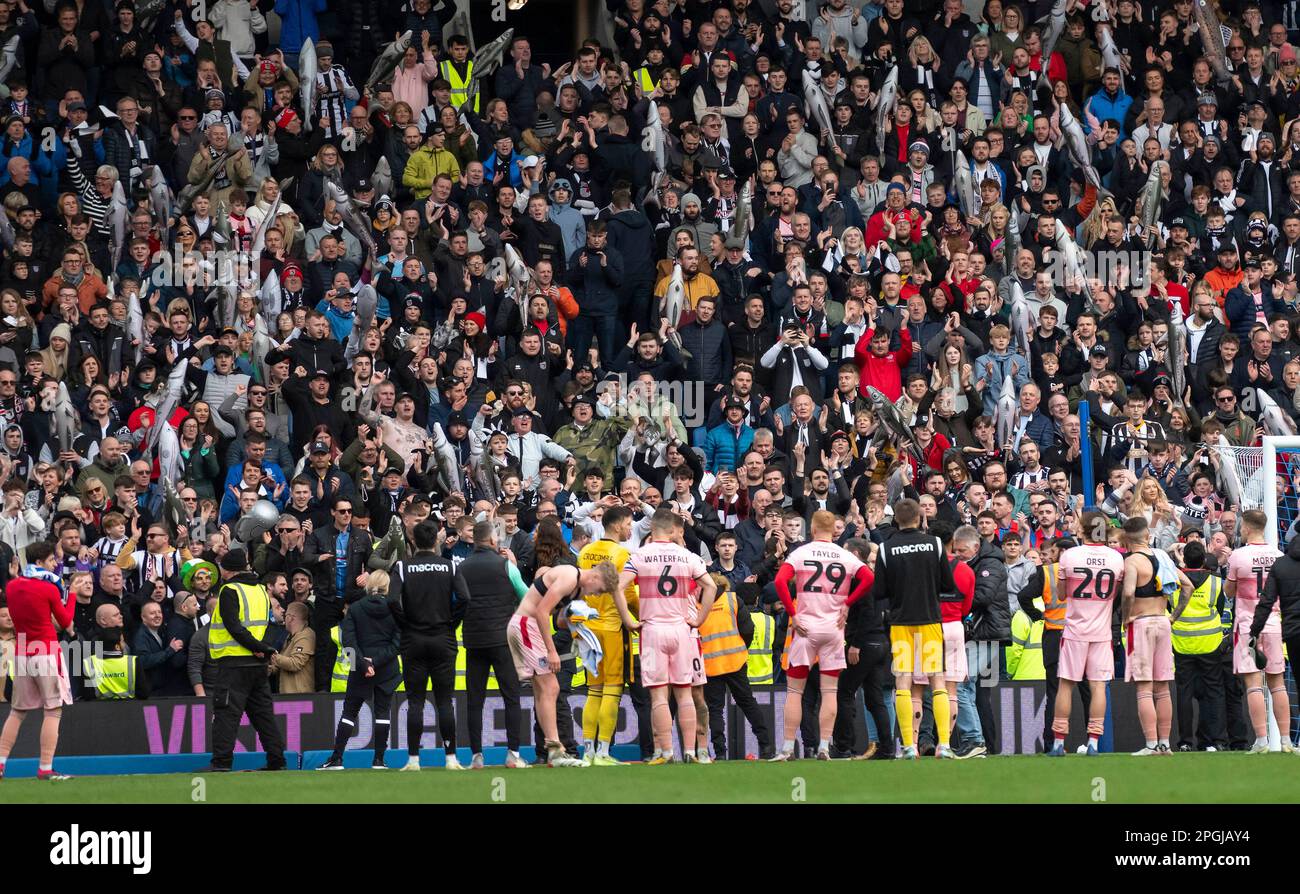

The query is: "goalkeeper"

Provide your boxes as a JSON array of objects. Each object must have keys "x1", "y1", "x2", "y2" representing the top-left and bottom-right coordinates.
[{"x1": 576, "y1": 506, "x2": 638, "y2": 766}]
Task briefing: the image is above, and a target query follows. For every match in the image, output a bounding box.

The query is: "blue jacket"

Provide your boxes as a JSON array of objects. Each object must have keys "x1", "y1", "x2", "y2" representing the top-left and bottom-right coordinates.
[
  {"x1": 219, "y1": 462, "x2": 288, "y2": 522},
  {"x1": 0, "y1": 130, "x2": 67, "y2": 209},
  {"x1": 974, "y1": 349, "x2": 1030, "y2": 415},
  {"x1": 315, "y1": 298, "x2": 356, "y2": 344},
  {"x1": 1014, "y1": 411, "x2": 1056, "y2": 451},
  {"x1": 482, "y1": 149, "x2": 526, "y2": 190},
  {"x1": 1085, "y1": 88, "x2": 1133, "y2": 141},
  {"x1": 1223, "y1": 285, "x2": 1280, "y2": 340},
  {"x1": 703, "y1": 422, "x2": 755, "y2": 473},
  {"x1": 274, "y1": 0, "x2": 326, "y2": 54}
]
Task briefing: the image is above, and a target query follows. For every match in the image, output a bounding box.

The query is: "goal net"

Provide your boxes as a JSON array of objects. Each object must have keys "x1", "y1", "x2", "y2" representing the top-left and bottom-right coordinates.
[
  {"x1": 1208, "y1": 436, "x2": 1300, "y2": 750},
  {"x1": 1207, "y1": 436, "x2": 1300, "y2": 550}
]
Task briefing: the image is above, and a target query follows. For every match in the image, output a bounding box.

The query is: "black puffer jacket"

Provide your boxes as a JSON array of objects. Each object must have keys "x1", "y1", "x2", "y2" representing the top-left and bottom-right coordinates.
[
  {"x1": 340, "y1": 593, "x2": 401, "y2": 684},
  {"x1": 968, "y1": 540, "x2": 1010, "y2": 642}
]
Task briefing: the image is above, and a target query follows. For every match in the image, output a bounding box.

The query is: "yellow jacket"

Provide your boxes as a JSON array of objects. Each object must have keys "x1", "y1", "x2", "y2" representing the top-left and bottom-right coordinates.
[{"x1": 403, "y1": 145, "x2": 461, "y2": 199}]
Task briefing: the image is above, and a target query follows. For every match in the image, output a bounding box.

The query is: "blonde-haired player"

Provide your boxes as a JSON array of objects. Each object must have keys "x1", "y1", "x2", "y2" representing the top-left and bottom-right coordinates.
[{"x1": 576, "y1": 505, "x2": 637, "y2": 766}]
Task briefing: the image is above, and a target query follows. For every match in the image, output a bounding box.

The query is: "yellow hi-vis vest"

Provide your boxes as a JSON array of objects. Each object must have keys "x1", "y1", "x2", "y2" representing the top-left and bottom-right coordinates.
[
  {"x1": 1042, "y1": 564, "x2": 1066, "y2": 631},
  {"x1": 700, "y1": 591, "x2": 749, "y2": 676},
  {"x1": 331, "y1": 625, "x2": 406, "y2": 692},
  {"x1": 84, "y1": 654, "x2": 138, "y2": 698},
  {"x1": 329, "y1": 626, "x2": 350, "y2": 692},
  {"x1": 441, "y1": 59, "x2": 477, "y2": 112},
  {"x1": 1172, "y1": 572, "x2": 1224, "y2": 655},
  {"x1": 209, "y1": 582, "x2": 271, "y2": 659},
  {"x1": 747, "y1": 610, "x2": 774, "y2": 684},
  {"x1": 634, "y1": 66, "x2": 658, "y2": 95},
  {"x1": 1006, "y1": 607, "x2": 1045, "y2": 680}
]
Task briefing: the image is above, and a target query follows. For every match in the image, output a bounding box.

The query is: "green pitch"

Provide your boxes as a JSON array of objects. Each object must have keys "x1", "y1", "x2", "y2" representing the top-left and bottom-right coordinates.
[{"x1": 4, "y1": 753, "x2": 1300, "y2": 804}]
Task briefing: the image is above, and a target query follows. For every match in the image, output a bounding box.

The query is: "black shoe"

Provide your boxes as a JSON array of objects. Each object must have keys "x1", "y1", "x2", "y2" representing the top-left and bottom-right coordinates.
[
  {"x1": 1177, "y1": 744, "x2": 1193, "y2": 753},
  {"x1": 918, "y1": 742, "x2": 936, "y2": 757},
  {"x1": 758, "y1": 749, "x2": 777, "y2": 761},
  {"x1": 257, "y1": 764, "x2": 287, "y2": 771},
  {"x1": 200, "y1": 765, "x2": 232, "y2": 773},
  {"x1": 317, "y1": 757, "x2": 345, "y2": 771}
]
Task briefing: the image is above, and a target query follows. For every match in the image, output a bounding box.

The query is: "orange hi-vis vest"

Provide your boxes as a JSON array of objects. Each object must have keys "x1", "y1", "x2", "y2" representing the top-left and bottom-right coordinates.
[
  {"x1": 1042, "y1": 563, "x2": 1066, "y2": 631},
  {"x1": 699, "y1": 590, "x2": 748, "y2": 676}
]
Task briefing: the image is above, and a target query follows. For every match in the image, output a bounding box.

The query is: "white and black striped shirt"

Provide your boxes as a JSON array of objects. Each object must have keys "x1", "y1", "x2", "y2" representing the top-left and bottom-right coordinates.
[{"x1": 315, "y1": 67, "x2": 360, "y2": 139}]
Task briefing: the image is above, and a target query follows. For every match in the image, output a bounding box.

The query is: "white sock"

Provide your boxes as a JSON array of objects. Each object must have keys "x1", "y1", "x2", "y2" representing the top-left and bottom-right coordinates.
[
  {"x1": 1088, "y1": 736, "x2": 1099, "y2": 748},
  {"x1": 1146, "y1": 740, "x2": 1157, "y2": 749},
  {"x1": 583, "y1": 739, "x2": 594, "y2": 756},
  {"x1": 39, "y1": 762, "x2": 51, "y2": 771},
  {"x1": 651, "y1": 748, "x2": 661, "y2": 759},
  {"x1": 818, "y1": 739, "x2": 829, "y2": 753},
  {"x1": 597, "y1": 740, "x2": 611, "y2": 758},
  {"x1": 661, "y1": 749, "x2": 674, "y2": 760},
  {"x1": 682, "y1": 748, "x2": 695, "y2": 760},
  {"x1": 1256, "y1": 736, "x2": 1270, "y2": 747},
  {"x1": 782, "y1": 739, "x2": 795, "y2": 753},
  {"x1": 1157, "y1": 738, "x2": 1169, "y2": 748}
]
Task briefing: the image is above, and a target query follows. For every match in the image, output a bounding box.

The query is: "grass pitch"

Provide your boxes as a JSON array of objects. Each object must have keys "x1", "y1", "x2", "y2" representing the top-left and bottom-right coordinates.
[{"x1": 3, "y1": 753, "x2": 1299, "y2": 804}]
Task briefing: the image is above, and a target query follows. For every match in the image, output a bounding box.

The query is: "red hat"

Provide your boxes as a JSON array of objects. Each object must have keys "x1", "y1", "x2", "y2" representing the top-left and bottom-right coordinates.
[
  {"x1": 463, "y1": 311, "x2": 487, "y2": 331},
  {"x1": 281, "y1": 262, "x2": 303, "y2": 281},
  {"x1": 275, "y1": 108, "x2": 297, "y2": 130},
  {"x1": 259, "y1": 59, "x2": 279, "y2": 76}
]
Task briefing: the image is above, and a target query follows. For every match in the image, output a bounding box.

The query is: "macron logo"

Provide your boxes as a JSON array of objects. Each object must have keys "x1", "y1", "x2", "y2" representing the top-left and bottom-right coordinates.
[{"x1": 50, "y1": 825, "x2": 152, "y2": 875}]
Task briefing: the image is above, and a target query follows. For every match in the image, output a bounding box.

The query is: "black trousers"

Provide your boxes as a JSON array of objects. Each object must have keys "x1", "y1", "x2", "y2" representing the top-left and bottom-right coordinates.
[
  {"x1": 532, "y1": 659, "x2": 579, "y2": 755},
  {"x1": 1174, "y1": 649, "x2": 1227, "y2": 750},
  {"x1": 465, "y1": 644, "x2": 523, "y2": 752},
  {"x1": 402, "y1": 631, "x2": 458, "y2": 755},
  {"x1": 332, "y1": 664, "x2": 400, "y2": 761},
  {"x1": 627, "y1": 653, "x2": 654, "y2": 759},
  {"x1": 703, "y1": 668, "x2": 773, "y2": 759},
  {"x1": 1219, "y1": 636, "x2": 1251, "y2": 749},
  {"x1": 210, "y1": 662, "x2": 286, "y2": 769},
  {"x1": 833, "y1": 635, "x2": 893, "y2": 757},
  {"x1": 311, "y1": 597, "x2": 344, "y2": 693}
]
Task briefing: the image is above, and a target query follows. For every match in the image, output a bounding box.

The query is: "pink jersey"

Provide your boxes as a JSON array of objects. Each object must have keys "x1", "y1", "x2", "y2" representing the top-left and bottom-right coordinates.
[
  {"x1": 624, "y1": 540, "x2": 708, "y2": 627},
  {"x1": 1226, "y1": 542, "x2": 1283, "y2": 632},
  {"x1": 1060, "y1": 544, "x2": 1125, "y2": 643},
  {"x1": 783, "y1": 541, "x2": 866, "y2": 625}
]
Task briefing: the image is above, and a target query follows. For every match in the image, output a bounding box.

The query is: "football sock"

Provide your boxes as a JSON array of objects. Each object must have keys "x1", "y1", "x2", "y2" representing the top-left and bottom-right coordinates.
[
  {"x1": 598, "y1": 687, "x2": 622, "y2": 744},
  {"x1": 932, "y1": 688, "x2": 951, "y2": 747},
  {"x1": 582, "y1": 687, "x2": 603, "y2": 742},
  {"x1": 895, "y1": 690, "x2": 914, "y2": 747}
]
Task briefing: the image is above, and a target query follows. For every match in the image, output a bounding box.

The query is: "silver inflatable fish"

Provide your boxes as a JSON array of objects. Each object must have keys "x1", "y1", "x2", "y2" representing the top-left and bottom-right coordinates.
[
  {"x1": 366, "y1": 31, "x2": 413, "y2": 92},
  {"x1": 994, "y1": 374, "x2": 1018, "y2": 451},
  {"x1": 300, "y1": 37, "x2": 317, "y2": 132}
]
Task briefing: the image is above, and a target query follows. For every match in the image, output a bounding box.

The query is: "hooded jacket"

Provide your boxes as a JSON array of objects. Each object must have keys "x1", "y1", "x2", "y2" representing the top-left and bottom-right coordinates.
[
  {"x1": 605, "y1": 207, "x2": 657, "y2": 284},
  {"x1": 341, "y1": 592, "x2": 401, "y2": 683},
  {"x1": 547, "y1": 188, "x2": 587, "y2": 260},
  {"x1": 968, "y1": 540, "x2": 1011, "y2": 642}
]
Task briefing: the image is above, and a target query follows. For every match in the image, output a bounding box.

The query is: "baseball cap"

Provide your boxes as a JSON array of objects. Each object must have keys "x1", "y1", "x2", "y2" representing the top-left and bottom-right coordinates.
[
  {"x1": 725, "y1": 236, "x2": 745, "y2": 250},
  {"x1": 511, "y1": 406, "x2": 533, "y2": 417},
  {"x1": 829, "y1": 430, "x2": 850, "y2": 444},
  {"x1": 1243, "y1": 256, "x2": 1262, "y2": 269},
  {"x1": 352, "y1": 178, "x2": 373, "y2": 193},
  {"x1": 1170, "y1": 217, "x2": 1187, "y2": 229},
  {"x1": 309, "y1": 440, "x2": 330, "y2": 454},
  {"x1": 424, "y1": 120, "x2": 445, "y2": 136},
  {"x1": 1091, "y1": 344, "x2": 1109, "y2": 358},
  {"x1": 448, "y1": 410, "x2": 468, "y2": 427},
  {"x1": 1198, "y1": 93, "x2": 1217, "y2": 106},
  {"x1": 310, "y1": 368, "x2": 330, "y2": 380},
  {"x1": 573, "y1": 394, "x2": 597, "y2": 409},
  {"x1": 219, "y1": 549, "x2": 249, "y2": 572},
  {"x1": 887, "y1": 182, "x2": 906, "y2": 194},
  {"x1": 910, "y1": 413, "x2": 930, "y2": 429},
  {"x1": 67, "y1": 100, "x2": 87, "y2": 112},
  {"x1": 723, "y1": 397, "x2": 745, "y2": 411},
  {"x1": 520, "y1": 154, "x2": 541, "y2": 169}
]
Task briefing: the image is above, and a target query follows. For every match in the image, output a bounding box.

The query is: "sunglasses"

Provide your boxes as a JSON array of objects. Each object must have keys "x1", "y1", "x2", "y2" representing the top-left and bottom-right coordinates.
[
  {"x1": 276, "y1": 527, "x2": 298, "y2": 534},
  {"x1": 335, "y1": 508, "x2": 353, "y2": 514}
]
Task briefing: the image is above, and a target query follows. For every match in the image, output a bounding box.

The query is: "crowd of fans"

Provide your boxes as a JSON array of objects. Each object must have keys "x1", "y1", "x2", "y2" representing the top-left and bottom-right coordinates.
[{"x1": 0, "y1": 0, "x2": 1298, "y2": 756}]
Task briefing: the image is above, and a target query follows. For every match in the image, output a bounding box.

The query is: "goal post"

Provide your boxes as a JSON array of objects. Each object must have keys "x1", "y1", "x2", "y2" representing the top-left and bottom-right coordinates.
[{"x1": 1262, "y1": 436, "x2": 1300, "y2": 551}]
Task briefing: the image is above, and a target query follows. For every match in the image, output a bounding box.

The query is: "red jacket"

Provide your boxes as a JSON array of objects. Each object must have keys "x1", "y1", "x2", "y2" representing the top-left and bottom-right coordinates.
[
  {"x1": 5, "y1": 574, "x2": 74, "y2": 657},
  {"x1": 854, "y1": 325, "x2": 912, "y2": 400},
  {"x1": 907, "y1": 432, "x2": 952, "y2": 479},
  {"x1": 942, "y1": 557, "x2": 976, "y2": 623},
  {"x1": 864, "y1": 206, "x2": 924, "y2": 247}
]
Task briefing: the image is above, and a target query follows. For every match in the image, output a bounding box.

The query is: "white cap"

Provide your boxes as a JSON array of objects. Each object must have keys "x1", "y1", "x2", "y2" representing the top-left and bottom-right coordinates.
[{"x1": 521, "y1": 154, "x2": 542, "y2": 168}]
